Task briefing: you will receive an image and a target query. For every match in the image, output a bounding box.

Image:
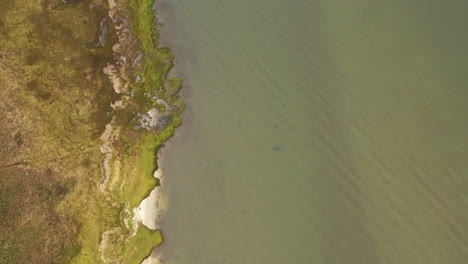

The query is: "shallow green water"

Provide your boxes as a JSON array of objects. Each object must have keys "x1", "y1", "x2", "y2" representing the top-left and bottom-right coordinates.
[{"x1": 155, "y1": 0, "x2": 468, "y2": 263}]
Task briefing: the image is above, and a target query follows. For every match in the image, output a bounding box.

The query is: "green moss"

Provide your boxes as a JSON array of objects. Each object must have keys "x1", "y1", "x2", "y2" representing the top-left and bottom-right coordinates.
[
  {"x1": 124, "y1": 227, "x2": 163, "y2": 263},
  {"x1": 120, "y1": 122, "x2": 179, "y2": 209},
  {"x1": 128, "y1": 0, "x2": 160, "y2": 51},
  {"x1": 68, "y1": 0, "x2": 183, "y2": 261},
  {"x1": 128, "y1": 0, "x2": 177, "y2": 102}
]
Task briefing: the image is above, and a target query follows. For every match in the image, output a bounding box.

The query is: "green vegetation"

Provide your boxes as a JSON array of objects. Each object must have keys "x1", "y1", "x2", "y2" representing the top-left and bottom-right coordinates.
[
  {"x1": 119, "y1": 118, "x2": 182, "y2": 209},
  {"x1": 127, "y1": 0, "x2": 183, "y2": 111},
  {"x1": 0, "y1": 161, "x2": 75, "y2": 263},
  {"x1": 0, "y1": 0, "x2": 182, "y2": 263}
]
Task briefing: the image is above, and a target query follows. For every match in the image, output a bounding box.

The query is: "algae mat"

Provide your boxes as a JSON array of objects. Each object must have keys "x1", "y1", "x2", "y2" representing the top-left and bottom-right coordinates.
[{"x1": 156, "y1": 0, "x2": 468, "y2": 263}]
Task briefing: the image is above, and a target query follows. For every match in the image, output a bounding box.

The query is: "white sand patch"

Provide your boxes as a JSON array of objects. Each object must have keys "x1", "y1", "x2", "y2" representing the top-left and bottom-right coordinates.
[
  {"x1": 135, "y1": 168, "x2": 168, "y2": 230},
  {"x1": 141, "y1": 255, "x2": 163, "y2": 264}
]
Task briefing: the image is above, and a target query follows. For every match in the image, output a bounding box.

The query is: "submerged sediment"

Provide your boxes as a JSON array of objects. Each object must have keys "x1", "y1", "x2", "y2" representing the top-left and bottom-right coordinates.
[{"x1": 0, "y1": 0, "x2": 182, "y2": 263}]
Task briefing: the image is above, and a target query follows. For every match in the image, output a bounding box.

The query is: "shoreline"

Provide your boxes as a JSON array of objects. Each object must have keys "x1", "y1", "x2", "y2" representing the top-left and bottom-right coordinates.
[
  {"x1": 96, "y1": 0, "x2": 184, "y2": 262},
  {"x1": 140, "y1": 2, "x2": 197, "y2": 262},
  {"x1": 0, "y1": 0, "x2": 181, "y2": 262},
  {"x1": 135, "y1": 168, "x2": 167, "y2": 231}
]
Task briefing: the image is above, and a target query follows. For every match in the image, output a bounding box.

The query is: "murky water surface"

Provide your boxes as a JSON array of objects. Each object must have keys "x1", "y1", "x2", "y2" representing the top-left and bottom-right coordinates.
[{"x1": 154, "y1": 0, "x2": 468, "y2": 263}]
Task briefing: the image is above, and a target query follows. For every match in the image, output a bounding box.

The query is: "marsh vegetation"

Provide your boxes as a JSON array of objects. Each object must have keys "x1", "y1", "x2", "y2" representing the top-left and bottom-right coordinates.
[{"x1": 0, "y1": 0, "x2": 182, "y2": 263}]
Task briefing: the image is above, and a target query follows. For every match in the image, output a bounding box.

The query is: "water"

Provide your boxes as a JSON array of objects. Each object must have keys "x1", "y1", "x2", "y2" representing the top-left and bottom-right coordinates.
[{"x1": 153, "y1": 0, "x2": 468, "y2": 263}]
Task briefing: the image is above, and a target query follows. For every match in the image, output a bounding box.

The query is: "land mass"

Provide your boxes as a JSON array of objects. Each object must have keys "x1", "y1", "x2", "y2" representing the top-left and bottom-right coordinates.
[{"x1": 0, "y1": 0, "x2": 183, "y2": 263}]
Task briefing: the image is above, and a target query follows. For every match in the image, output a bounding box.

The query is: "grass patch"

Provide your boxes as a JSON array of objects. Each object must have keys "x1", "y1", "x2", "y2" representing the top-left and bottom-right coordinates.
[{"x1": 120, "y1": 118, "x2": 181, "y2": 209}]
